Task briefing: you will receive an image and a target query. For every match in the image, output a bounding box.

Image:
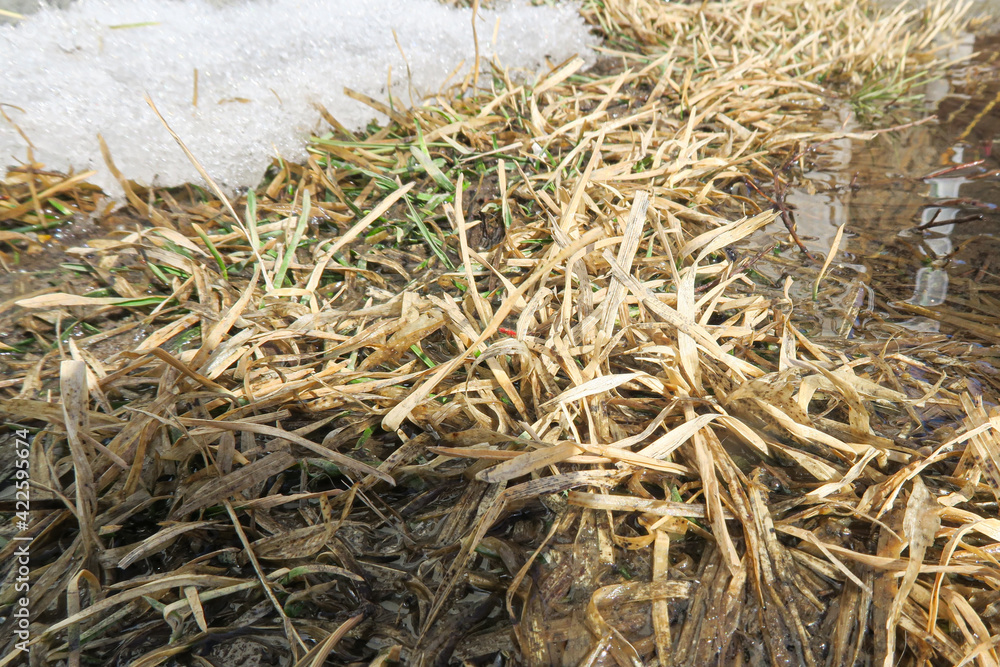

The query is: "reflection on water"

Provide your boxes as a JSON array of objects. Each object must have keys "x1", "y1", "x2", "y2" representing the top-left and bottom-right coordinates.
[
  {"x1": 910, "y1": 160, "x2": 965, "y2": 315},
  {"x1": 780, "y1": 28, "x2": 1000, "y2": 342}
]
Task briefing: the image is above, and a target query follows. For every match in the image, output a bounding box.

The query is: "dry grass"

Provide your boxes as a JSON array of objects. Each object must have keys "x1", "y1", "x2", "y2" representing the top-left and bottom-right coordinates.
[{"x1": 2, "y1": 0, "x2": 998, "y2": 665}]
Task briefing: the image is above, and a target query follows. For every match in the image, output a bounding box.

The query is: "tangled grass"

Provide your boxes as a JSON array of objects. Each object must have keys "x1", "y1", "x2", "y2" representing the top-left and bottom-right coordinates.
[{"x1": 4, "y1": 1, "x2": 999, "y2": 665}]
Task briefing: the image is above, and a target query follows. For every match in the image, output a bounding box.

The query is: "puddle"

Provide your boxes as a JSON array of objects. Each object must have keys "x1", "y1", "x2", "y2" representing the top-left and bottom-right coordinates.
[{"x1": 773, "y1": 30, "x2": 1000, "y2": 344}]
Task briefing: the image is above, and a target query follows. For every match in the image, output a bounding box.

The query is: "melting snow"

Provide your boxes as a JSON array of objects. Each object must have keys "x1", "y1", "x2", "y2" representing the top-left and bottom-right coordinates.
[{"x1": 0, "y1": 0, "x2": 596, "y2": 193}]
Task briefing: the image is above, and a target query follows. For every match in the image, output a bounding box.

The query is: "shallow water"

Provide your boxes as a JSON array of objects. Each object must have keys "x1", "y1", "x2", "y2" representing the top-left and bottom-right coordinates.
[{"x1": 771, "y1": 30, "x2": 1000, "y2": 344}]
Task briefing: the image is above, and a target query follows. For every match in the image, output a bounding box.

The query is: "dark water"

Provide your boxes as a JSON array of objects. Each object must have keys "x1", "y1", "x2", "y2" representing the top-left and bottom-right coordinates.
[{"x1": 770, "y1": 30, "x2": 1000, "y2": 344}]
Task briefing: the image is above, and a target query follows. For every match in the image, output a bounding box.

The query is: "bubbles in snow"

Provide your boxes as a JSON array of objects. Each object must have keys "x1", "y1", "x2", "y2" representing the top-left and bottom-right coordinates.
[{"x1": 0, "y1": 0, "x2": 597, "y2": 194}]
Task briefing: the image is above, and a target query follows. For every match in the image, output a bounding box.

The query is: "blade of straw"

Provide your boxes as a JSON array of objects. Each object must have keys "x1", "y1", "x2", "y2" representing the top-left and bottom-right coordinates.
[
  {"x1": 144, "y1": 94, "x2": 274, "y2": 291},
  {"x1": 814, "y1": 223, "x2": 846, "y2": 300}
]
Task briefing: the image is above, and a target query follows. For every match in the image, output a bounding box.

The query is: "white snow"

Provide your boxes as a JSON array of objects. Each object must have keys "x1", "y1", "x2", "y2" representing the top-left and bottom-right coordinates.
[{"x1": 0, "y1": 0, "x2": 596, "y2": 194}]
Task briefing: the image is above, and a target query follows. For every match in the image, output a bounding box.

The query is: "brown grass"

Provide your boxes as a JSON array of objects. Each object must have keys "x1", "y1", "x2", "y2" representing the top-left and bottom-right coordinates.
[{"x1": 3, "y1": 0, "x2": 998, "y2": 665}]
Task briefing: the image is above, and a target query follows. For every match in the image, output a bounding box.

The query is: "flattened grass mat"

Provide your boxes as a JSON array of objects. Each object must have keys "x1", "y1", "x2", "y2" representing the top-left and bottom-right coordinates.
[{"x1": 3, "y1": 1, "x2": 999, "y2": 665}]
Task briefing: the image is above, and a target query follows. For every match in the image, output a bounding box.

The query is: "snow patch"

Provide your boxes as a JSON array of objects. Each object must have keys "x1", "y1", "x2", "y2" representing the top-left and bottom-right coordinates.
[{"x1": 0, "y1": 0, "x2": 596, "y2": 193}]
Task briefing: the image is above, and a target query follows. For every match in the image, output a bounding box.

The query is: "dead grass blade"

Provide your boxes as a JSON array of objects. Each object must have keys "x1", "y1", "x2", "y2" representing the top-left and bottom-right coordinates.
[{"x1": 1, "y1": 0, "x2": 988, "y2": 663}]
